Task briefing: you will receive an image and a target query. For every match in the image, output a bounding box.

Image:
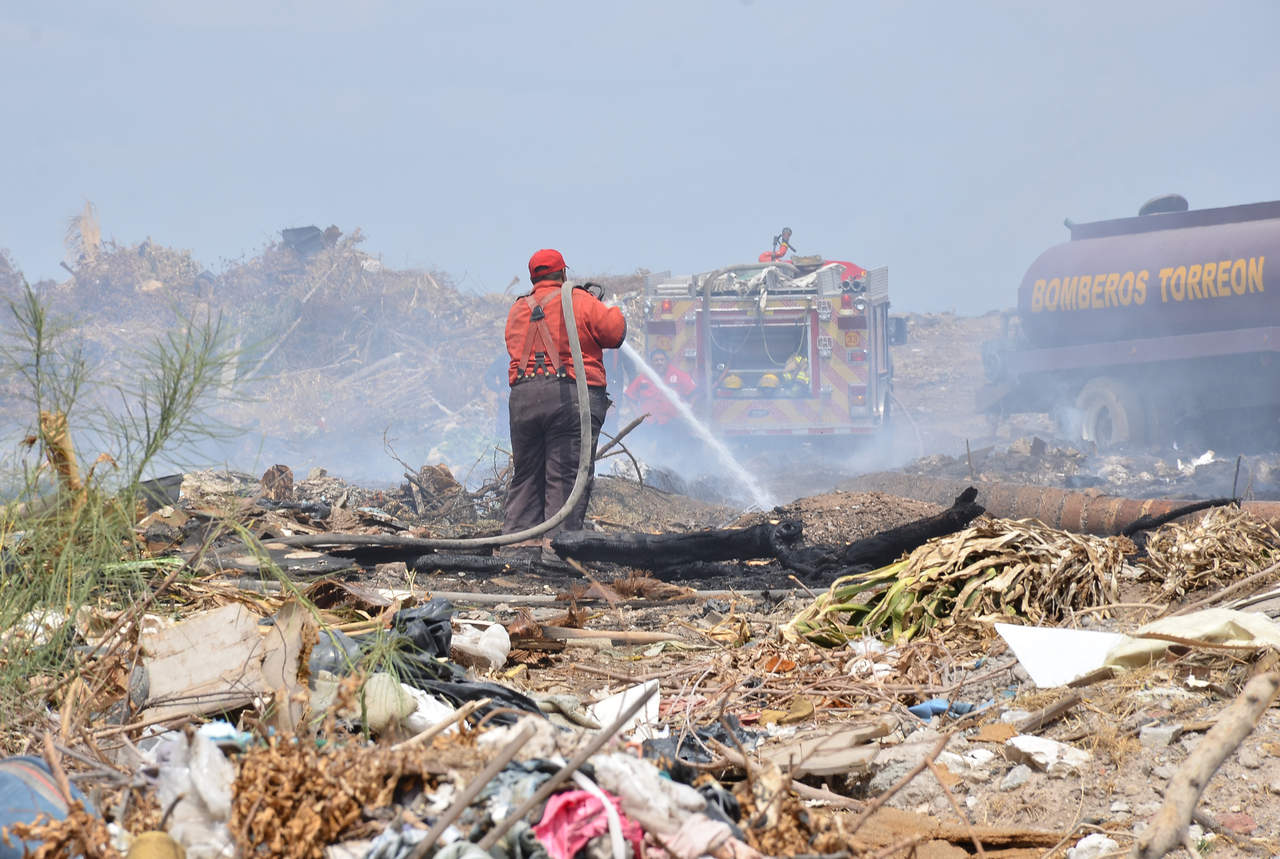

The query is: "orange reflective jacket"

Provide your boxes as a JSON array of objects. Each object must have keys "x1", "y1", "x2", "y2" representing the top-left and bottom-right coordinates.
[{"x1": 505, "y1": 282, "x2": 626, "y2": 387}]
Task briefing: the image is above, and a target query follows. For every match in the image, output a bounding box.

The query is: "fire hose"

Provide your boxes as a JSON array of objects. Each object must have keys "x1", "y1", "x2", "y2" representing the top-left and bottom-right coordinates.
[{"x1": 275, "y1": 280, "x2": 596, "y2": 551}]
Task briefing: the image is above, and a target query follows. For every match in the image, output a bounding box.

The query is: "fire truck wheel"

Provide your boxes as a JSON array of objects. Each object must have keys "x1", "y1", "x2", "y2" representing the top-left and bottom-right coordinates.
[{"x1": 1075, "y1": 377, "x2": 1147, "y2": 448}]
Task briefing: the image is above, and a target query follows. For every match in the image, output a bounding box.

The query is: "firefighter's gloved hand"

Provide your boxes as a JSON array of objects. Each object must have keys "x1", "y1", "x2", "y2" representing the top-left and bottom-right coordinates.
[{"x1": 579, "y1": 281, "x2": 604, "y2": 299}]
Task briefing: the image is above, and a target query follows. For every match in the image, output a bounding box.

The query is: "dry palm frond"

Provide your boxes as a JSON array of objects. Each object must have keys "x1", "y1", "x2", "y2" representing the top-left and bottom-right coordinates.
[
  {"x1": 64, "y1": 201, "x2": 102, "y2": 266},
  {"x1": 785, "y1": 516, "x2": 1133, "y2": 646},
  {"x1": 1138, "y1": 505, "x2": 1280, "y2": 598}
]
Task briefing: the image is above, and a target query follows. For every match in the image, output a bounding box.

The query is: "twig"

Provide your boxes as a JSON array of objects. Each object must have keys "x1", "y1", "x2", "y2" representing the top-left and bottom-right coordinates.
[
  {"x1": 787, "y1": 574, "x2": 817, "y2": 599},
  {"x1": 42, "y1": 732, "x2": 73, "y2": 805},
  {"x1": 91, "y1": 713, "x2": 189, "y2": 740},
  {"x1": 847, "y1": 732, "x2": 950, "y2": 837},
  {"x1": 406, "y1": 722, "x2": 536, "y2": 859},
  {"x1": 926, "y1": 759, "x2": 986, "y2": 857},
  {"x1": 391, "y1": 698, "x2": 489, "y2": 752},
  {"x1": 719, "y1": 710, "x2": 755, "y2": 784},
  {"x1": 596, "y1": 414, "x2": 647, "y2": 458},
  {"x1": 1132, "y1": 671, "x2": 1280, "y2": 858},
  {"x1": 1167, "y1": 560, "x2": 1280, "y2": 617},
  {"x1": 790, "y1": 782, "x2": 863, "y2": 809},
  {"x1": 572, "y1": 663, "x2": 704, "y2": 684},
  {"x1": 866, "y1": 834, "x2": 927, "y2": 859},
  {"x1": 1016, "y1": 691, "x2": 1083, "y2": 734},
  {"x1": 477, "y1": 683, "x2": 658, "y2": 850},
  {"x1": 54, "y1": 740, "x2": 125, "y2": 777},
  {"x1": 1071, "y1": 602, "x2": 1165, "y2": 617},
  {"x1": 1039, "y1": 782, "x2": 1088, "y2": 859},
  {"x1": 539, "y1": 626, "x2": 679, "y2": 644}
]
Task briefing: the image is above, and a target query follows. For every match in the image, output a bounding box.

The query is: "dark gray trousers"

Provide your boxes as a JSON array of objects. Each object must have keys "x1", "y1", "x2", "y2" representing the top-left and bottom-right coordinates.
[{"x1": 503, "y1": 381, "x2": 610, "y2": 536}]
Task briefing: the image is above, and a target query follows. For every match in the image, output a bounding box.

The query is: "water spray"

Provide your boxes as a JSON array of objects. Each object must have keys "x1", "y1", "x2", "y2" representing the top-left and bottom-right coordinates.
[{"x1": 619, "y1": 340, "x2": 775, "y2": 510}]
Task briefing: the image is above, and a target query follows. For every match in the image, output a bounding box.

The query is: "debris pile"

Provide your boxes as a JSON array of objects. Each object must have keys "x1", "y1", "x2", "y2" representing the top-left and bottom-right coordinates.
[
  {"x1": 6, "y1": 229, "x2": 1280, "y2": 856},
  {"x1": 5, "y1": 456, "x2": 1280, "y2": 857}
]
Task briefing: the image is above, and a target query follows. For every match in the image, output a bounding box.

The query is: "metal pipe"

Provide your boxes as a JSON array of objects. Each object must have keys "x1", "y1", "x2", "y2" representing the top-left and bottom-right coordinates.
[{"x1": 844, "y1": 472, "x2": 1280, "y2": 536}]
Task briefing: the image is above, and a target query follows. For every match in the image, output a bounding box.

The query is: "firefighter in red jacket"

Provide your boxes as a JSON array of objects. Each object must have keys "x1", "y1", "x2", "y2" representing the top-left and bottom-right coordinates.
[
  {"x1": 501, "y1": 249, "x2": 627, "y2": 559},
  {"x1": 624, "y1": 349, "x2": 696, "y2": 424}
]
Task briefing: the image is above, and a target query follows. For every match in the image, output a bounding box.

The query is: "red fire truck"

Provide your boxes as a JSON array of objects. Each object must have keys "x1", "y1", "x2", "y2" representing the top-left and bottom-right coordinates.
[{"x1": 638, "y1": 253, "x2": 902, "y2": 442}]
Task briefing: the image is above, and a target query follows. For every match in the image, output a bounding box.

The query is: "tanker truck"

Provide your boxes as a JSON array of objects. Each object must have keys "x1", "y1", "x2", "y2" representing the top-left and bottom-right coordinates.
[{"x1": 978, "y1": 195, "x2": 1279, "y2": 449}]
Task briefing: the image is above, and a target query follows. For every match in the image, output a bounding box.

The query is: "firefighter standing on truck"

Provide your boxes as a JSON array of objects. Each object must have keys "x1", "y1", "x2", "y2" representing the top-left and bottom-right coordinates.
[
  {"x1": 759, "y1": 226, "x2": 796, "y2": 262},
  {"x1": 500, "y1": 249, "x2": 626, "y2": 563}
]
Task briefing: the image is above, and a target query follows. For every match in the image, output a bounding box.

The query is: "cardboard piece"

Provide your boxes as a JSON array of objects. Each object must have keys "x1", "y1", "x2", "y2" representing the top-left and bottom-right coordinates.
[
  {"x1": 995, "y1": 623, "x2": 1126, "y2": 688},
  {"x1": 141, "y1": 602, "x2": 307, "y2": 721}
]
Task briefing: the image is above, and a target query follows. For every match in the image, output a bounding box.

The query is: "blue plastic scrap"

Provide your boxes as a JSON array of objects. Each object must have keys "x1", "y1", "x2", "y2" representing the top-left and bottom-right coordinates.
[{"x1": 907, "y1": 698, "x2": 976, "y2": 720}]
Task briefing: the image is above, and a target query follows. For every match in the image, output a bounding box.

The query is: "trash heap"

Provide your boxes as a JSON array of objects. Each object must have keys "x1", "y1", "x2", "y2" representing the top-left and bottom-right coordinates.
[
  {"x1": 5, "y1": 458, "x2": 1280, "y2": 858},
  {"x1": 1, "y1": 223, "x2": 647, "y2": 478}
]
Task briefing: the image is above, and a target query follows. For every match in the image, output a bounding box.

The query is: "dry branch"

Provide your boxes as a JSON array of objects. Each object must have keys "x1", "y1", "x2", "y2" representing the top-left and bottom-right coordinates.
[{"x1": 1132, "y1": 671, "x2": 1280, "y2": 858}]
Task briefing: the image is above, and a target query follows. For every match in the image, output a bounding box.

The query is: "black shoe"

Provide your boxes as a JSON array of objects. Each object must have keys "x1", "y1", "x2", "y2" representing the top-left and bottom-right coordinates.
[
  {"x1": 496, "y1": 545, "x2": 539, "y2": 562},
  {"x1": 539, "y1": 547, "x2": 570, "y2": 569}
]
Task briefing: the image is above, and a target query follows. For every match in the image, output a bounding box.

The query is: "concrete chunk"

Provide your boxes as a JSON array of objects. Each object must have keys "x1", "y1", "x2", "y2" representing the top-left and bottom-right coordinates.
[{"x1": 1005, "y1": 734, "x2": 1091, "y2": 776}]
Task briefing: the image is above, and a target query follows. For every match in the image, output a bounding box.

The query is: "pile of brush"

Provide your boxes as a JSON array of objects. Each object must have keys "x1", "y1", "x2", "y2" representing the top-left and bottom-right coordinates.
[{"x1": 785, "y1": 516, "x2": 1133, "y2": 645}]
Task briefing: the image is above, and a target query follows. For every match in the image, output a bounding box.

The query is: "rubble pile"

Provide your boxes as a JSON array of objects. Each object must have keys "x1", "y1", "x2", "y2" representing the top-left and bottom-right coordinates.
[
  {"x1": 4, "y1": 456, "x2": 1280, "y2": 858},
  {"x1": 7, "y1": 234, "x2": 1280, "y2": 856},
  {"x1": 2, "y1": 226, "x2": 641, "y2": 476},
  {"x1": 900, "y1": 438, "x2": 1280, "y2": 502}
]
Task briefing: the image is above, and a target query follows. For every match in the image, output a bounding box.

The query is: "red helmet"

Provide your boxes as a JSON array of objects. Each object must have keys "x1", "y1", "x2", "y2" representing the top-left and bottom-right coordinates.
[{"x1": 528, "y1": 248, "x2": 567, "y2": 282}]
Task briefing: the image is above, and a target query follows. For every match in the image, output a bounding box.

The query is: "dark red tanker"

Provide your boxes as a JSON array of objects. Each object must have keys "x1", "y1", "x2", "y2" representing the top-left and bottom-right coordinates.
[{"x1": 980, "y1": 197, "x2": 1280, "y2": 448}]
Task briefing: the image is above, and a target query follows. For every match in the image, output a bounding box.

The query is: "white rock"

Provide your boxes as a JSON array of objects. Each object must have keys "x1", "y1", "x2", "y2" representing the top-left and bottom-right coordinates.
[
  {"x1": 1005, "y1": 734, "x2": 1091, "y2": 776},
  {"x1": 1000, "y1": 764, "x2": 1032, "y2": 791},
  {"x1": 1067, "y1": 833, "x2": 1120, "y2": 859},
  {"x1": 937, "y1": 748, "x2": 998, "y2": 780},
  {"x1": 1139, "y1": 723, "x2": 1183, "y2": 748}
]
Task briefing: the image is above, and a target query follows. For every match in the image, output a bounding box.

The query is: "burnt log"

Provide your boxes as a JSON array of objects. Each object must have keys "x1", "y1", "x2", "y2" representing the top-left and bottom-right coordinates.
[
  {"x1": 552, "y1": 521, "x2": 803, "y2": 567},
  {"x1": 409, "y1": 553, "x2": 532, "y2": 574},
  {"x1": 1121, "y1": 497, "x2": 1235, "y2": 536},
  {"x1": 836, "y1": 486, "x2": 984, "y2": 570}
]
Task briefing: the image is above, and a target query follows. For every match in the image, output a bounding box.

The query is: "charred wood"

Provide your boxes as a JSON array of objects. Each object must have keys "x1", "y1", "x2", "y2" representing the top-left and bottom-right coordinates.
[
  {"x1": 551, "y1": 521, "x2": 802, "y2": 567},
  {"x1": 837, "y1": 486, "x2": 984, "y2": 569},
  {"x1": 409, "y1": 553, "x2": 531, "y2": 574}
]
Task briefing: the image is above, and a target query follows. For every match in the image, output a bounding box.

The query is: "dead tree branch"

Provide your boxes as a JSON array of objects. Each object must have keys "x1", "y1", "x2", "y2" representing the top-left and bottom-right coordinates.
[{"x1": 1132, "y1": 672, "x2": 1280, "y2": 858}]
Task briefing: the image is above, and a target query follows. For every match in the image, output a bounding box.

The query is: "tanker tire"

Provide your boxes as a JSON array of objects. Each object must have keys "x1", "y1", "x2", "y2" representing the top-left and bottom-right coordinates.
[{"x1": 1076, "y1": 377, "x2": 1147, "y2": 448}]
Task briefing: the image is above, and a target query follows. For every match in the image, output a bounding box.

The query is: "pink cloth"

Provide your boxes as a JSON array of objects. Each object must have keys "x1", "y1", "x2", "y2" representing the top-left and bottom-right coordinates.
[{"x1": 533, "y1": 789, "x2": 645, "y2": 859}]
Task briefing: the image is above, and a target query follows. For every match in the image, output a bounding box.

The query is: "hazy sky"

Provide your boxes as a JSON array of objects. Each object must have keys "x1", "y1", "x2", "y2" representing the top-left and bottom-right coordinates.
[{"x1": 3, "y1": 1, "x2": 1278, "y2": 313}]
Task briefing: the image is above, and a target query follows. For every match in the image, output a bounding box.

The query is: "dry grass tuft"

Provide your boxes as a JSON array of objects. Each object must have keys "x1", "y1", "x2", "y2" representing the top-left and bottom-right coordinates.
[{"x1": 1139, "y1": 506, "x2": 1280, "y2": 599}]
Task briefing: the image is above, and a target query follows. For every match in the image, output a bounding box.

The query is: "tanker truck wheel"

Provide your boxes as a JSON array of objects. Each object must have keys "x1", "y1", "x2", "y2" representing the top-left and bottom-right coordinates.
[{"x1": 1075, "y1": 377, "x2": 1147, "y2": 448}]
